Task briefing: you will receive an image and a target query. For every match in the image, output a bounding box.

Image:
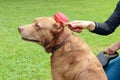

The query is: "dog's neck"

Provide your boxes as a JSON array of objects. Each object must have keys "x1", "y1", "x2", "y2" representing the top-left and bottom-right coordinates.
[
  {"x1": 44, "y1": 28, "x2": 72, "y2": 53},
  {"x1": 52, "y1": 34, "x2": 73, "y2": 52}
]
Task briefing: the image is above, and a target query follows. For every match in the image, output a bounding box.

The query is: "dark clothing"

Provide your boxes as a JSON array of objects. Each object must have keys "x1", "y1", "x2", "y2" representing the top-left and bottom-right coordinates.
[
  {"x1": 92, "y1": 1, "x2": 120, "y2": 35},
  {"x1": 91, "y1": 1, "x2": 120, "y2": 80}
]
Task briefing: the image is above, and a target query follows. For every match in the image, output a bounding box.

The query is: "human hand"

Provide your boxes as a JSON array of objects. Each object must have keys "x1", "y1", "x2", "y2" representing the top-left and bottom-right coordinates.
[
  {"x1": 67, "y1": 20, "x2": 95, "y2": 33},
  {"x1": 105, "y1": 42, "x2": 120, "y2": 55}
]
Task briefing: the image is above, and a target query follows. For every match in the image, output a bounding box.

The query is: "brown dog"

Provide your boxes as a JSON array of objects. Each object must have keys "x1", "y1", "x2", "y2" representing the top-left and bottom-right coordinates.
[{"x1": 18, "y1": 17, "x2": 107, "y2": 80}]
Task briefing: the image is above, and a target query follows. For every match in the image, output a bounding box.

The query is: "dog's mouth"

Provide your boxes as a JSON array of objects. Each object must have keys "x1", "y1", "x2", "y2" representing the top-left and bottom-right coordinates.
[{"x1": 22, "y1": 37, "x2": 40, "y2": 42}]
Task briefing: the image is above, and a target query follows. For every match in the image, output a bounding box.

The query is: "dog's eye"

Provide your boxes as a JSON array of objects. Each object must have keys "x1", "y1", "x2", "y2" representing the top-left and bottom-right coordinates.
[
  {"x1": 34, "y1": 23, "x2": 42, "y2": 31},
  {"x1": 35, "y1": 23, "x2": 40, "y2": 27}
]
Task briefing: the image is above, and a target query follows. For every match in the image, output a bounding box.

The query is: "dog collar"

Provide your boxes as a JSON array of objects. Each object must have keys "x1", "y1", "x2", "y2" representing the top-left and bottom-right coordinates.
[{"x1": 52, "y1": 35, "x2": 73, "y2": 52}]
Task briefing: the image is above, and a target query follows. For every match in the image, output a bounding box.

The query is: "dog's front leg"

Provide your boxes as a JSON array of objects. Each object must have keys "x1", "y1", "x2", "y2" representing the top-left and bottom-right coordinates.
[{"x1": 51, "y1": 69, "x2": 65, "y2": 80}]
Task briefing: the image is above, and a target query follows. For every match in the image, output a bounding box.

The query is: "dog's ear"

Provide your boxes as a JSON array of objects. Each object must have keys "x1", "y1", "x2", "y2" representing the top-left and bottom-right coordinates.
[{"x1": 51, "y1": 23, "x2": 64, "y2": 34}]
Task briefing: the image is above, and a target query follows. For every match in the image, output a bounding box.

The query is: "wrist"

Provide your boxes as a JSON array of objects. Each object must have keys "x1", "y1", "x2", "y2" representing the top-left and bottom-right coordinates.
[{"x1": 87, "y1": 21, "x2": 95, "y2": 31}]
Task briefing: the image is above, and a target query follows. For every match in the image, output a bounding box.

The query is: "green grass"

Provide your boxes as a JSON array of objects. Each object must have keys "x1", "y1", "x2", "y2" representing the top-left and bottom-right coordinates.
[{"x1": 0, "y1": 0, "x2": 120, "y2": 80}]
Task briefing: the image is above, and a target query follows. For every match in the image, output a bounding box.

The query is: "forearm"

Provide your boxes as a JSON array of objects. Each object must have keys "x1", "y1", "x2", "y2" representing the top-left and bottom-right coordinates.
[
  {"x1": 113, "y1": 42, "x2": 120, "y2": 50},
  {"x1": 91, "y1": 22, "x2": 117, "y2": 35},
  {"x1": 68, "y1": 1, "x2": 120, "y2": 34},
  {"x1": 91, "y1": 1, "x2": 120, "y2": 35}
]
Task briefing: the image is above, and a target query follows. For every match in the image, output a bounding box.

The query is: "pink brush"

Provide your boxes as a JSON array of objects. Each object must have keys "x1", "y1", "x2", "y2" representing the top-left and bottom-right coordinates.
[
  {"x1": 54, "y1": 12, "x2": 69, "y2": 24},
  {"x1": 54, "y1": 12, "x2": 83, "y2": 32}
]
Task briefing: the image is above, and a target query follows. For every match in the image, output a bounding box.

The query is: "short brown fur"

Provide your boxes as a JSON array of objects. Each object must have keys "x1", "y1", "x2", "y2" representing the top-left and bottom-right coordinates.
[{"x1": 18, "y1": 17, "x2": 107, "y2": 80}]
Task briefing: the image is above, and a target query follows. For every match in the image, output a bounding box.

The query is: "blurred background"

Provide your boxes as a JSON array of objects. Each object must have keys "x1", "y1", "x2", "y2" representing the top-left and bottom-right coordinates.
[{"x1": 0, "y1": 0, "x2": 119, "y2": 80}]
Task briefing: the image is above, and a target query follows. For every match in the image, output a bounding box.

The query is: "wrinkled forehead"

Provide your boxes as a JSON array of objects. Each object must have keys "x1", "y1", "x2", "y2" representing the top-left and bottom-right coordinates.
[
  {"x1": 34, "y1": 17, "x2": 56, "y2": 23},
  {"x1": 33, "y1": 17, "x2": 56, "y2": 27}
]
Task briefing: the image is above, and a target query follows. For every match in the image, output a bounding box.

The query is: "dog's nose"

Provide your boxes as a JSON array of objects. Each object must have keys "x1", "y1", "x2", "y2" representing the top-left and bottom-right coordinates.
[{"x1": 18, "y1": 27, "x2": 23, "y2": 33}]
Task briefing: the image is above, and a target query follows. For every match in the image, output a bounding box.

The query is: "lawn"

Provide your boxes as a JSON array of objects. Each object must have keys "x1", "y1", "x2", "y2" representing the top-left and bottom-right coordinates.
[{"x1": 0, "y1": 0, "x2": 120, "y2": 80}]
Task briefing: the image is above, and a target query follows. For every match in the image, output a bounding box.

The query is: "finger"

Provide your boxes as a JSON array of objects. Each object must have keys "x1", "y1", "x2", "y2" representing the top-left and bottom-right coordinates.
[
  {"x1": 68, "y1": 20, "x2": 82, "y2": 24},
  {"x1": 67, "y1": 21, "x2": 81, "y2": 26},
  {"x1": 71, "y1": 28, "x2": 83, "y2": 33},
  {"x1": 105, "y1": 48, "x2": 115, "y2": 55},
  {"x1": 69, "y1": 24, "x2": 83, "y2": 29},
  {"x1": 104, "y1": 50, "x2": 109, "y2": 55}
]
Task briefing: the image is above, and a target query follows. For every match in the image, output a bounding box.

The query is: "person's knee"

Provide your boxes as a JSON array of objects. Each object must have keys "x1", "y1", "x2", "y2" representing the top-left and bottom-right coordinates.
[{"x1": 105, "y1": 56, "x2": 120, "y2": 80}]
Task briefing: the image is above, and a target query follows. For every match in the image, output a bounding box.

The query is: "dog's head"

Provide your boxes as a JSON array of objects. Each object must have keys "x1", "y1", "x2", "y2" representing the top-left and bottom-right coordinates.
[{"x1": 18, "y1": 17, "x2": 71, "y2": 52}]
